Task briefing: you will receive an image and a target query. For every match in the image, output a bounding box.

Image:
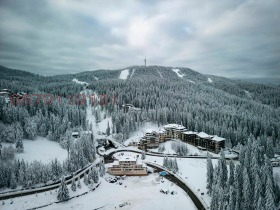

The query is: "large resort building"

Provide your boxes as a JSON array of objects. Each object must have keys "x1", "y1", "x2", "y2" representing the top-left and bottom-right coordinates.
[
  {"x1": 138, "y1": 124, "x2": 225, "y2": 153},
  {"x1": 107, "y1": 157, "x2": 148, "y2": 176}
]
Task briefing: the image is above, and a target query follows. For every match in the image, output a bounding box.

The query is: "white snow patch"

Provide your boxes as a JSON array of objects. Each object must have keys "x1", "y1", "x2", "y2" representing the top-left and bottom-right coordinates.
[
  {"x1": 72, "y1": 78, "x2": 88, "y2": 86},
  {"x1": 130, "y1": 69, "x2": 135, "y2": 78},
  {"x1": 188, "y1": 79, "x2": 195, "y2": 84},
  {"x1": 119, "y1": 69, "x2": 130, "y2": 80},
  {"x1": 16, "y1": 137, "x2": 68, "y2": 164},
  {"x1": 207, "y1": 78, "x2": 213, "y2": 83},
  {"x1": 172, "y1": 69, "x2": 185, "y2": 78},
  {"x1": 94, "y1": 76, "x2": 98, "y2": 81}
]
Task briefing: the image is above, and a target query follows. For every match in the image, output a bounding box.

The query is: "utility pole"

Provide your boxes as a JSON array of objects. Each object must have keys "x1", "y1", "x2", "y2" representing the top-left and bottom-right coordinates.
[{"x1": 144, "y1": 57, "x2": 146, "y2": 67}]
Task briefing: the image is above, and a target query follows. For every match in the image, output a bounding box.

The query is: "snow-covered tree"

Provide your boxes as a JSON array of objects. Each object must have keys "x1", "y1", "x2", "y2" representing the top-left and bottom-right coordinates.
[
  {"x1": 158, "y1": 144, "x2": 165, "y2": 153},
  {"x1": 172, "y1": 158, "x2": 178, "y2": 173},
  {"x1": 71, "y1": 177, "x2": 76, "y2": 192},
  {"x1": 77, "y1": 176, "x2": 81, "y2": 189},
  {"x1": 106, "y1": 121, "x2": 110, "y2": 136},
  {"x1": 83, "y1": 173, "x2": 88, "y2": 185},
  {"x1": 57, "y1": 176, "x2": 69, "y2": 201},
  {"x1": 206, "y1": 153, "x2": 214, "y2": 194},
  {"x1": 99, "y1": 161, "x2": 106, "y2": 177},
  {"x1": 141, "y1": 151, "x2": 146, "y2": 160},
  {"x1": 228, "y1": 160, "x2": 235, "y2": 186},
  {"x1": 266, "y1": 138, "x2": 275, "y2": 159},
  {"x1": 92, "y1": 168, "x2": 99, "y2": 183},
  {"x1": 15, "y1": 138, "x2": 24, "y2": 153}
]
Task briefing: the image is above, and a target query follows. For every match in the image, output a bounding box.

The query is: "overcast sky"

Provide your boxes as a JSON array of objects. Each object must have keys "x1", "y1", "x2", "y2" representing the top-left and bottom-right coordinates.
[{"x1": 0, "y1": 0, "x2": 279, "y2": 78}]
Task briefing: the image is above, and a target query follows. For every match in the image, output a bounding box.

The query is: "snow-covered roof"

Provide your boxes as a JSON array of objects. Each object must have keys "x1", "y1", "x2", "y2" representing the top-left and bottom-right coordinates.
[
  {"x1": 82, "y1": 131, "x2": 92, "y2": 134},
  {"x1": 146, "y1": 129, "x2": 156, "y2": 134},
  {"x1": 158, "y1": 129, "x2": 166, "y2": 133},
  {"x1": 183, "y1": 131, "x2": 197, "y2": 135},
  {"x1": 118, "y1": 157, "x2": 136, "y2": 162},
  {"x1": 122, "y1": 104, "x2": 134, "y2": 107},
  {"x1": 211, "y1": 135, "x2": 225, "y2": 142},
  {"x1": 72, "y1": 132, "x2": 79, "y2": 136},
  {"x1": 196, "y1": 132, "x2": 213, "y2": 139},
  {"x1": 164, "y1": 124, "x2": 185, "y2": 130}
]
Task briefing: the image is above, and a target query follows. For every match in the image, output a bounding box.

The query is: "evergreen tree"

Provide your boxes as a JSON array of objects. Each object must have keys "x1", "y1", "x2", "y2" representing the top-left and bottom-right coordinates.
[
  {"x1": 10, "y1": 172, "x2": 17, "y2": 189},
  {"x1": 228, "y1": 160, "x2": 235, "y2": 186},
  {"x1": 241, "y1": 168, "x2": 252, "y2": 209},
  {"x1": 77, "y1": 176, "x2": 81, "y2": 189},
  {"x1": 92, "y1": 168, "x2": 99, "y2": 183},
  {"x1": 71, "y1": 178, "x2": 76, "y2": 192},
  {"x1": 83, "y1": 173, "x2": 88, "y2": 185},
  {"x1": 15, "y1": 138, "x2": 24, "y2": 153},
  {"x1": 141, "y1": 151, "x2": 146, "y2": 160},
  {"x1": 253, "y1": 172, "x2": 262, "y2": 209},
  {"x1": 206, "y1": 153, "x2": 214, "y2": 194},
  {"x1": 219, "y1": 150, "x2": 228, "y2": 186},
  {"x1": 266, "y1": 137, "x2": 275, "y2": 159},
  {"x1": 99, "y1": 161, "x2": 106, "y2": 177},
  {"x1": 163, "y1": 156, "x2": 167, "y2": 168},
  {"x1": 106, "y1": 121, "x2": 110, "y2": 136},
  {"x1": 228, "y1": 186, "x2": 236, "y2": 210},
  {"x1": 264, "y1": 172, "x2": 276, "y2": 210},
  {"x1": 57, "y1": 176, "x2": 69, "y2": 201},
  {"x1": 172, "y1": 158, "x2": 178, "y2": 173}
]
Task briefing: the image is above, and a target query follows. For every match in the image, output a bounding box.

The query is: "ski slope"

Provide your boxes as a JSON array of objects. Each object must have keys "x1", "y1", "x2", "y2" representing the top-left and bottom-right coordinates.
[
  {"x1": 172, "y1": 69, "x2": 185, "y2": 78},
  {"x1": 119, "y1": 69, "x2": 130, "y2": 80}
]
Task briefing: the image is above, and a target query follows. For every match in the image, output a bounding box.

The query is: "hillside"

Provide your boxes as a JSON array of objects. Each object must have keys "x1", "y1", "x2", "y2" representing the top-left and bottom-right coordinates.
[{"x1": 0, "y1": 65, "x2": 279, "y2": 149}]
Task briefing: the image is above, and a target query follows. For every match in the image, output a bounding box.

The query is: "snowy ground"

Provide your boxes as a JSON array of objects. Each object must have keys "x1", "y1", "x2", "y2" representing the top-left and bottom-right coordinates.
[
  {"x1": 3, "y1": 137, "x2": 67, "y2": 164},
  {"x1": 1, "y1": 173, "x2": 197, "y2": 210},
  {"x1": 112, "y1": 151, "x2": 218, "y2": 207},
  {"x1": 119, "y1": 69, "x2": 129, "y2": 80}
]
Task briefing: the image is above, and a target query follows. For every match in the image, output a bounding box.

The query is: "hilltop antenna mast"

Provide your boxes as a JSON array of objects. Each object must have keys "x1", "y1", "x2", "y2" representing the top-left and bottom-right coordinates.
[{"x1": 144, "y1": 57, "x2": 146, "y2": 67}]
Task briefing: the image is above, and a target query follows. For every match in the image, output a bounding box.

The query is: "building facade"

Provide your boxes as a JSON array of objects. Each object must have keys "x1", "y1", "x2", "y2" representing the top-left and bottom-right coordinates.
[
  {"x1": 138, "y1": 124, "x2": 225, "y2": 154},
  {"x1": 107, "y1": 157, "x2": 148, "y2": 176},
  {"x1": 138, "y1": 129, "x2": 160, "y2": 151}
]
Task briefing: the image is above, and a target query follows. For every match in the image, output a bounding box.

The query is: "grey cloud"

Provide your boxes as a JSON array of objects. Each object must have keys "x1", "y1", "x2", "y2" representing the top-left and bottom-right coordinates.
[{"x1": 0, "y1": 0, "x2": 279, "y2": 79}]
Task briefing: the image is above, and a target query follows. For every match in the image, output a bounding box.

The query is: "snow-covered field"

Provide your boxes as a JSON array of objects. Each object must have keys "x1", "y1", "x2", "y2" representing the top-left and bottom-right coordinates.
[
  {"x1": 119, "y1": 69, "x2": 129, "y2": 80},
  {"x1": 207, "y1": 78, "x2": 213, "y2": 83},
  {"x1": 1, "y1": 173, "x2": 197, "y2": 210},
  {"x1": 4, "y1": 137, "x2": 68, "y2": 164}
]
